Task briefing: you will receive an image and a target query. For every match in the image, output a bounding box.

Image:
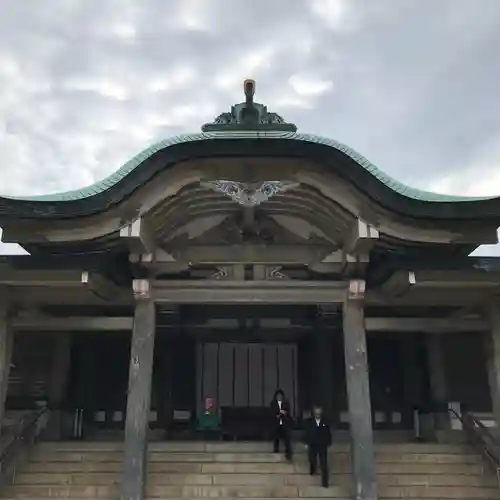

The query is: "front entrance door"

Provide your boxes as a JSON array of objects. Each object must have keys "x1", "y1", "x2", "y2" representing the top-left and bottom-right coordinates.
[{"x1": 196, "y1": 342, "x2": 298, "y2": 417}]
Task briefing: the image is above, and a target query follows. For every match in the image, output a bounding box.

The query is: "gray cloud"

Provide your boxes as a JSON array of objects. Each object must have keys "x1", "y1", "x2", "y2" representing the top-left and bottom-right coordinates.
[{"x1": 1, "y1": 0, "x2": 500, "y2": 254}]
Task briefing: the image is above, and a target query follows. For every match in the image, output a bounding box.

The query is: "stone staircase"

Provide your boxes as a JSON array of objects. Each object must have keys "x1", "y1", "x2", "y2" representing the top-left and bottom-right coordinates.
[{"x1": 1, "y1": 441, "x2": 499, "y2": 499}]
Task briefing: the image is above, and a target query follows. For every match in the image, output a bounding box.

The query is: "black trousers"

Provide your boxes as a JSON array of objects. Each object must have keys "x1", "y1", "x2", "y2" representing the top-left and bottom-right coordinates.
[
  {"x1": 308, "y1": 447, "x2": 329, "y2": 487},
  {"x1": 273, "y1": 425, "x2": 292, "y2": 458}
]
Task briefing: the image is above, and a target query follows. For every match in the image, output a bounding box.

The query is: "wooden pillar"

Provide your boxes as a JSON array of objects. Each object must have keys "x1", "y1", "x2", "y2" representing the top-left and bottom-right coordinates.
[
  {"x1": 313, "y1": 328, "x2": 334, "y2": 419},
  {"x1": 342, "y1": 280, "x2": 378, "y2": 500},
  {"x1": 426, "y1": 334, "x2": 449, "y2": 429},
  {"x1": 485, "y1": 302, "x2": 500, "y2": 429},
  {"x1": 401, "y1": 334, "x2": 424, "y2": 429},
  {"x1": 47, "y1": 334, "x2": 72, "y2": 439},
  {"x1": 0, "y1": 303, "x2": 13, "y2": 434},
  {"x1": 120, "y1": 280, "x2": 156, "y2": 500}
]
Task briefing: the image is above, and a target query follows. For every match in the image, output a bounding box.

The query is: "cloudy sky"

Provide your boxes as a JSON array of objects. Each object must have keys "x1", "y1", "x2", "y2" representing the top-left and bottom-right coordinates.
[{"x1": 1, "y1": 0, "x2": 500, "y2": 255}]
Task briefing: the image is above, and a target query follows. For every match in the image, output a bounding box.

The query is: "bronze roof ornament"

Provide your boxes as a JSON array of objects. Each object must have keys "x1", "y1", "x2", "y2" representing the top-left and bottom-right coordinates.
[{"x1": 201, "y1": 79, "x2": 297, "y2": 132}]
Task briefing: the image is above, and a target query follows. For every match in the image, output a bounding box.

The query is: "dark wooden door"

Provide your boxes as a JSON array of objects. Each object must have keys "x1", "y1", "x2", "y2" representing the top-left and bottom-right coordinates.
[{"x1": 196, "y1": 342, "x2": 298, "y2": 417}]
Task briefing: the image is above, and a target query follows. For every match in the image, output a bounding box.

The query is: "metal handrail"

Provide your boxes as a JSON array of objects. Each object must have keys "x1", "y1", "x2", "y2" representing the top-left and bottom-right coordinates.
[
  {"x1": 0, "y1": 406, "x2": 50, "y2": 490},
  {"x1": 448, "y1": 408, "x2": 500, "y2": 484}
]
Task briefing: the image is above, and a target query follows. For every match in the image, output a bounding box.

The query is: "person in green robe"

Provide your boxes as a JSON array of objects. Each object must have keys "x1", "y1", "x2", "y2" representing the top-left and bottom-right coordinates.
[{"x1": 197, "y1": 397, "x2": 220, "y2": 438}]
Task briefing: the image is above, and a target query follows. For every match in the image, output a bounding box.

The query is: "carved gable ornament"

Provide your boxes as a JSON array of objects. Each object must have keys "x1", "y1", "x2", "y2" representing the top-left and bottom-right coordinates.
[
  {"x1": 201, "y1": 79, "x2": 297, "y2": 132},
  {"x1": 201, "y1": 180, "x2": 299, "y2": 207}
]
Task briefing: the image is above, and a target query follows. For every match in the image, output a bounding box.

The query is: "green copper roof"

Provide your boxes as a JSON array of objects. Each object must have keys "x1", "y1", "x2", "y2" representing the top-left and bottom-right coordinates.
[
  {"x1": 3, "y1": 130, "x2": 494, "y2": 203},
  {"x1": 2, "y1": 80, "x2": 495, "y2": 206}
]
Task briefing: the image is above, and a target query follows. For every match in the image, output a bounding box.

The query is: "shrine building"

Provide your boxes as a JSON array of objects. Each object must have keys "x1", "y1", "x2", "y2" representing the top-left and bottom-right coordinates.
[{"x1": 1, "y1": 80, "x2": 500, "y2": 498}]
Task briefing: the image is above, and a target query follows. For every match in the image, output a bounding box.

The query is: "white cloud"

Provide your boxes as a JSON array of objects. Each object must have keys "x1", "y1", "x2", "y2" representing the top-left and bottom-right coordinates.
[
  {"x1": 148, "y1": 66, "x2": 197, "y2": 93},
  {"x1": 214, "y1": 46, "x2": 277, "y2": 91},
  {"x1": 288, "y1": 74, "x2": 334, "y2": 98},
  {"x1": 174, "y1": 0, "x2": 212, "y2": 31},
  {"x1": 110, "y1": 23, "x2": 137, "y2": 40},
  {"x1": 309, "y1": 0, "x2": 347, "y2": 30},
  {"x1": 61, "y1": 76, "x2": 129, "y2": 101}
]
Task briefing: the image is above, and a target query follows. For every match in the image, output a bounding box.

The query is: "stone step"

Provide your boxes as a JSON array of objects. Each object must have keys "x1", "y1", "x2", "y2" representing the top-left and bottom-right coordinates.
[
  {"x1": 4, "y1": 483, "x2": 499, "y2": 498},
  {"x1": 20, "y1": 459, "x2": 490, "y2": 475},
  {"x1": 204, "y1": 460, "x2": 487, "y2": 475},
  {"x1": 2, "y1": 484, "x2": 349, "y2": 498},
  {"x1": 30, "y1": 449, "x2": 483, "y2": 465},
  {"x1": 5, "y1": 441, "x2": 497, "y2": 500},
  {"x1": 35, "y1": 440, "x2": 475, "y2": 454},
  {"x1": 12, "y1": 470, "x2": 497, "y2": 488},
  {"x1": 378, "y1": 485, "x2": 500, "y2": 499}
]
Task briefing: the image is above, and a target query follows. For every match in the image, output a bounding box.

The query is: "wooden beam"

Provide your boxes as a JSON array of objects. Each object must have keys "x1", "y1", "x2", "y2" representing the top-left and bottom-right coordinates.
[
  {"x1": 7, "y1": 287, "x2": 133, "y2": 306},
  {"x1": 343, "y1": 218, "x2": 379, "y2": 255},
  {"x1": 120, "y1": 217, "x2": 156, "y2": 254},
  {"x1": 163, "y1": 245, "x2": 334, "y2": 265},
  {"x1": 308, "y1": 262, "x2": 344, "y2": 274},
  {"x1": 0, "y1": 269, "x2": 85, "y2": 287},
  {"x1": 447, "y1": 305, "x2": 480, "y2": 320},
  {"x1": 381, "y1": 269, "x2": 500, "y2": 295},
  {"x1": 342, "y1": 280, "x2": 378, "y2": 500},
  {"x1": 152, "y1": 279, "x2": 347, "y2": 304},
  {"x1": 10, "y1": 315, "x2": 483, "y2": 333},
  {"x1": 365, "y1": 317, "x2": 488, "y2": 333},
  {"x1": 413, "y1": 269, "x2": 500, "y2": 288},
  {"x1": 121, "y1": 280, "x2": 155, "y2": 500},
  {"x1": 12, "y1": 316, "x2": 133, "y2": 331},
  {"x1": 367, "y1": 288, "x2": 491, "y2": 307},
  {"x1": 380, "y1": 270, "x2": 416, "y2": 297}
]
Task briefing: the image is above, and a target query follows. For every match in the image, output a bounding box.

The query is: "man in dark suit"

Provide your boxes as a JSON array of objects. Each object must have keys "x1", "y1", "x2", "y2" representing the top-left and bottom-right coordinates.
[
  {"x1": 303, "y1": 404, "x2": 332, "y2": 488},
  {"x1": 270, "y1": 389, "x2": 292, "y2": 460}
]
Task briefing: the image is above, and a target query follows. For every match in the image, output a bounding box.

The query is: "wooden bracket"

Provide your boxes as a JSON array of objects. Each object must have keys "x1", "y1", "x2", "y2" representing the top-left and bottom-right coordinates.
[
  {"x1": 343, "y1": 218, "x2": 379, "y2": 255},
  {"x1": 120, "y1": 217, "x2": 156, "y2": 254}
]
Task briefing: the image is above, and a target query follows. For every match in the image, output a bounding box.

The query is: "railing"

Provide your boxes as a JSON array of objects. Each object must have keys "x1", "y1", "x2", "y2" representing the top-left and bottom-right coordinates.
[
  {"x1": 0, "y1": 406, "x2": 50, "y2": 490},
  {"x1": 447, "y1": 408, "x2": 500, "y2": 484}
]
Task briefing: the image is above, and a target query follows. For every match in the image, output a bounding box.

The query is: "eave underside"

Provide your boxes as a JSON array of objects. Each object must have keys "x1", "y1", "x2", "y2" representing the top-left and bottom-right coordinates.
[{"x1": 2, "y1": 157, "x2": 498, "y2": 258}]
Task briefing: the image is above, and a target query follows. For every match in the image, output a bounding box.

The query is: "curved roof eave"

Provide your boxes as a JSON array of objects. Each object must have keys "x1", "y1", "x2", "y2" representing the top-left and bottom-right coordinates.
[{"x1": 0, "y1": 130, "x2": 499, "y2": 221}]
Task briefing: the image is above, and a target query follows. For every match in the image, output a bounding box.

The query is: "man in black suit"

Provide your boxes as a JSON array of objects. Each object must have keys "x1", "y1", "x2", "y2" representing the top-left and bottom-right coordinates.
[
  {"x1": 303, "y1": 404, "x2": 332, "y2": 488},
  {"x1": 270, "y1": 389, "x2": 292, "y2": 460}
]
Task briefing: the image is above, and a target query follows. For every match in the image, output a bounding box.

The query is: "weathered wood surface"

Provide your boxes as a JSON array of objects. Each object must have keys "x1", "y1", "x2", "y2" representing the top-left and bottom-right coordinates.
[
  {"x1": 120, "y1": 296, "x2": 156, "y2": 500},
  {"x1": 343, "y1": 284, "x2": 378, "y2": 500}
]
